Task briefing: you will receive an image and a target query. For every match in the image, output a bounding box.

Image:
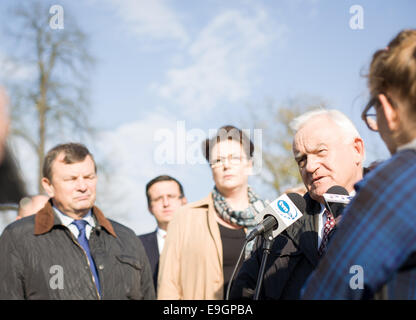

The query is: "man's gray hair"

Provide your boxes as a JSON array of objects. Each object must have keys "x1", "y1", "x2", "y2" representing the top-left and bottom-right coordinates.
[{"x1": 290, "y1": 108, "x2": 362, "y2": 142}]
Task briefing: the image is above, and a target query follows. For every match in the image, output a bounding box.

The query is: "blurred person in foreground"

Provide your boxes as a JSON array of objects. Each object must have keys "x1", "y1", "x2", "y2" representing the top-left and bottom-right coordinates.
[
  {"x1": 138, "y1": 175, "x2": 187, "y2": 293},
  {"x1": 0, "y1": 87, "x2": 27, "y2": 206},
  {"x1": 0, "y1": 87, "x2": 9, "y2": 163},
  {"x1": 230, "y1": 109, "x2": 365, "y2": 299},
  {"x1": 0, "y1": 142, "x2": 154, "y2": 299},
  {"x1": 0, "y1": 146, "x2": 27, "y2": 206},
  {"x1": 302, "y1": 29, "x2": 416, "y2": 300},
  {"x1": 17, "y1": 195, "x2": 49, "y2": 220},
  {"x1": 157, "y1": 125, "x2": 267, "y2": 300}
]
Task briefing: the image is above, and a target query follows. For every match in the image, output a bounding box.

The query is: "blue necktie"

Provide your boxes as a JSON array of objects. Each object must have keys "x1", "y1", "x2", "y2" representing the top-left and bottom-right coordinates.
[{"x1": 72, "y1": 219, "x2": 101, "y2": 296}]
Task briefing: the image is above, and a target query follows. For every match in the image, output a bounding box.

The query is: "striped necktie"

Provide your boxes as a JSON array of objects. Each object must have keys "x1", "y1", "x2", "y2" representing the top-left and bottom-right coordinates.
[{"x1": 318, "y1": 209, "x2": 335, "y2": 256}]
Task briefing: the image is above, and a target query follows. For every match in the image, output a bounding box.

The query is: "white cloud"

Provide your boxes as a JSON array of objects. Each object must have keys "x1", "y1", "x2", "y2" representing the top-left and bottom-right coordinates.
[
  {"x1": 0, "y1": 51, "x2": 36, "y2": 82},
  {"x1": 93, "y1": 113, "x2": 211, "y2": 235},
  {"x1": 106, "y1": 0, "x2": 189, "y2": 45},
  {"x1": 153, "y1": 7, "x2": 284, "y2": 115}
]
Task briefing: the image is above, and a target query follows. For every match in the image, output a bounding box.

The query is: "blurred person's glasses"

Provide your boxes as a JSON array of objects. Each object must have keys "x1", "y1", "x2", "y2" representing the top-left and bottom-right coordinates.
[
  {"x1": 151, "y1": 194, "x2": 182, "y2": 204},
  {"x1": 362, "y1": 97, "x2": 379, "y2": 131},
  {"x1": 210, "y1": 154, "x2": 247, "y2": 169},
  {"x1": 362, "y1": 94, "x2": 396, "y2": 132}
]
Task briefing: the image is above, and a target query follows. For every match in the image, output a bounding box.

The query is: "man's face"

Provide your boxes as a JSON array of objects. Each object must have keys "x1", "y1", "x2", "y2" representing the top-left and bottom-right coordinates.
[
  {"x1": 293, "y1": 116, "x2": 364, "y2": 203},
  {"x1": 148, "y1": 180, "x2": 186, "y2": 230},
  {"x1": 42, "y1": 153, "x2": 97, "y2": 218}
]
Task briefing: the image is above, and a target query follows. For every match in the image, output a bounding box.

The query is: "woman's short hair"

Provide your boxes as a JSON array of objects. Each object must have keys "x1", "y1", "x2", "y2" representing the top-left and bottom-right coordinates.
[{"x1": 202, "y1": 125, "x2": 254, "y2": 163}]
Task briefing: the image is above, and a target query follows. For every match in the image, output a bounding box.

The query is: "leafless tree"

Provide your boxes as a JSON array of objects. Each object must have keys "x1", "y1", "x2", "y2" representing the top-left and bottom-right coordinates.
[
  {"x1": 3, "y1": 1, "x2": 94, "y2": 192},
  {"x1": 245, "y1": 95, "x2": 328, "y2": 197}
]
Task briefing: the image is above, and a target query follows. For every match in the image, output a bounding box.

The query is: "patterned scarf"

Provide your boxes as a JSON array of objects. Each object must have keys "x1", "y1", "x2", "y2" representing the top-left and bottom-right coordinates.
[{"x1": 212, "y1": 186, "x2": 267, "y2": 259}]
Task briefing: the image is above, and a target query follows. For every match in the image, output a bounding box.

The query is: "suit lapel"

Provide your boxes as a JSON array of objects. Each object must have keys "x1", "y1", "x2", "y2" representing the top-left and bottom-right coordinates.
[{"x1": 151, "y1": 230, "x2": 160, "y2": 260}]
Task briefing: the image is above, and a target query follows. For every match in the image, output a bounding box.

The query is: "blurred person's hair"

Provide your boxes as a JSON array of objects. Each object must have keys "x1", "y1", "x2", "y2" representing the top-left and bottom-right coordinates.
[
  {"x1": 145, "y1": 175, "x2": 185, "y2": 207},
  {"x1": 0, "y1": 145, "x2": 27, "y2": 204},
  {"x1": 367, "y1": 29, "x2": 416, "y2": 120},
  {"x1": 43, "y1": 143, "x2": 96, "y2": 181},
  {"x1": 202, "y1": 125, "x2": 254, "y2": 163}
]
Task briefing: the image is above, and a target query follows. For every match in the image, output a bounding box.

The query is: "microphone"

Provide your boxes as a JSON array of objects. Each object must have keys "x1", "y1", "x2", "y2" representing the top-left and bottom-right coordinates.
[
  {"x1": 323, "y1": 185, "x2": 351, "y2": 219},
  {"x1": 246, "y1": 193, "x2": 306, "y2": 242}
]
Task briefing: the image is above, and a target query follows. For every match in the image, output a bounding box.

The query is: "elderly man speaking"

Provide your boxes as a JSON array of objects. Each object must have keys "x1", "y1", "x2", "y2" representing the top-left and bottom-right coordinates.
[{"x1": 230, "y1": 109, "x2": 365, "y2": 300}]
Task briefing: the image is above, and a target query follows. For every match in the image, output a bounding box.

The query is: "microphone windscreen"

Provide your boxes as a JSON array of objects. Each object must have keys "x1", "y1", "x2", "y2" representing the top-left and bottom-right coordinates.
[
  {"x1": 325, "y1": 185, "x2": 349, "y2": 219},
  {"x1": 286, "y1": 192, "x2": 306, "y2": 214},
  {"x1": 326, "y1": 185, "x2": 349, "y2": 196}
]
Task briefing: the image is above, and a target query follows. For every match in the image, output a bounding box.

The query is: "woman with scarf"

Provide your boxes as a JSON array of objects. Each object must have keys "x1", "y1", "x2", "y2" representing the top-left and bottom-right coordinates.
[{"x1": 157, "y1": 125, "x2": 266, "y2": 300}]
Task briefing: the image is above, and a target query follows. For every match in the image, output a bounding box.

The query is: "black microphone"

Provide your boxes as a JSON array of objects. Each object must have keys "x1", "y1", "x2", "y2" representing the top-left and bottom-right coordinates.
[
  {"x1": 246, "y1": 193, "x2": 306, "y2": 242},
  {"x1": 323, "y1": 185, "x2": 351, "y2": 219}
]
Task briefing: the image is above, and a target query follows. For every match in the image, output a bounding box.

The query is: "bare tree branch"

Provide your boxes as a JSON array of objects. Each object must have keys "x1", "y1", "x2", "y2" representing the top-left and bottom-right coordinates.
[
  {"x1": 4, "y1": 1, "x2": 95, "y2": 192},
  {"x1": 245, "y1": 95, "x2": 328, "y2": 196}
]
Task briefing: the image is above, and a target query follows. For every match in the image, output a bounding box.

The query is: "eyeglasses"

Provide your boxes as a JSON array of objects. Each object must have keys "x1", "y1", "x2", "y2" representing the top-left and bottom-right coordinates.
[
  {"x1": 150, "y1": 194, "x2": 182, "y2": 204},
  {"x1": 361, "y1": 97, "x2": 379, "y2": 132},
  {"x1": 362, "y1": 94, "x2": 397, "y2": 132},
  {"x1": 210, "y1": 154, "x2": 247, "y2": 169}
]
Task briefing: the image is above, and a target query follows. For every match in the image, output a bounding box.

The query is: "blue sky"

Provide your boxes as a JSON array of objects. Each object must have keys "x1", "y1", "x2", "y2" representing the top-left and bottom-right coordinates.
[{"x1": 0, "y1": 0, "x2": 415, "y2": 234}]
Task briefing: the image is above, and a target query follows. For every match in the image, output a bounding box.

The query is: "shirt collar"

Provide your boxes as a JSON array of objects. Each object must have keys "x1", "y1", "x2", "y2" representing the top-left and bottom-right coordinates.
[
  {"x1": 157, "y1": 227, "x2": 167, "y2": 239},
  {"x1": 53, "y1": 206, "x2": 95, "y2": 228}
]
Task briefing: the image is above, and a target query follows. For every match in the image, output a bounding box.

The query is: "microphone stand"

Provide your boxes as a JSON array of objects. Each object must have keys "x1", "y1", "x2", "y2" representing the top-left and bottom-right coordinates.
[{"x1": 253, "y1": 230, "x2": 275, "y2": 300}]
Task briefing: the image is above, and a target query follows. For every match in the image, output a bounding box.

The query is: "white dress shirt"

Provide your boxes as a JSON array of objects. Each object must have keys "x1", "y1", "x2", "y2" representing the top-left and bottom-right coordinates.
[
  {"x1": 317, "y1": 204, "x2": 327, "y2": 249},
  {"x1": 156, "y1": 228, "x2": 167, "y2": 254},
  {"x1": 53, "y1": 206, "x2": 95, "y2": 240}
]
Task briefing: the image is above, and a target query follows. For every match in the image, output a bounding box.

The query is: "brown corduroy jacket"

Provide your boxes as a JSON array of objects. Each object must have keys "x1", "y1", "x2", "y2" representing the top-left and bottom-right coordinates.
[{"x1": 0, "y1": 199, "x2": 155, "y2": 300}]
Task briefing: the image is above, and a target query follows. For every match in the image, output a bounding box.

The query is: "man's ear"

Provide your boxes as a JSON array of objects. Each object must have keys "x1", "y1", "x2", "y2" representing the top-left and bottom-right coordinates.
[
  {"x1": 378, "y1": 94, "x2": 400, "y2": 131},
  {"x1": 352, "y1": 137, "x2": 365, "y2": 165},
  {"x1": 41, "y1": 177, "x2": 55, "y2": 198},
  {"x1": 181, "y1": 197, "x2": 187, "y2": 205}
]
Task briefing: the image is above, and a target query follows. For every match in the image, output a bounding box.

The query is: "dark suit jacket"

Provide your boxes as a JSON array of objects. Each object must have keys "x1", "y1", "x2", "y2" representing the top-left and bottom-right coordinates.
[
  {"x1": 138, "y1": 230, "x2": 159, "y2": 292},
  {"x1": 230, "y1": 193, "x2": 343, "y2": 300}
]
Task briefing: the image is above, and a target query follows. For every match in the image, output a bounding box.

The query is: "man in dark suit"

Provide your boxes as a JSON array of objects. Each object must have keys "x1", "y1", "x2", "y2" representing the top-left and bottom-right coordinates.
[
  {"x1": 138, "y1": 175, "x2": 186, "y2": 293},
  {"x1": 230, "y1": 109, "x2": 365, "y2": 299}
]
